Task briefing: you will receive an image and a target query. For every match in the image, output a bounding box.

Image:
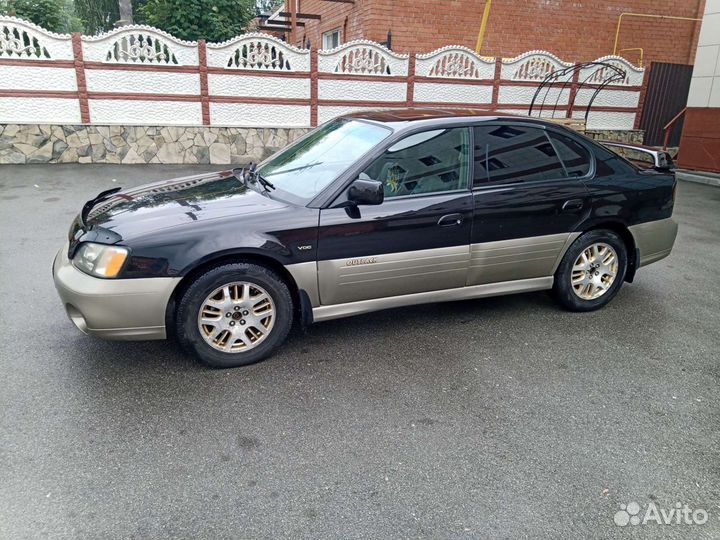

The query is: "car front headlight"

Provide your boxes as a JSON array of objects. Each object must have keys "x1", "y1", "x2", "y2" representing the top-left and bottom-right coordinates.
[{"x1": 73, "y1": 243, "x2": 129, "y2": 278}]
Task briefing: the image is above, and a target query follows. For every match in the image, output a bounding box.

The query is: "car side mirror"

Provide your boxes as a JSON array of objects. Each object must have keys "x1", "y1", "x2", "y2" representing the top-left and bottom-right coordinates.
[{"x1": 348, "y1": 175, "x2": 384, "y2": 206}]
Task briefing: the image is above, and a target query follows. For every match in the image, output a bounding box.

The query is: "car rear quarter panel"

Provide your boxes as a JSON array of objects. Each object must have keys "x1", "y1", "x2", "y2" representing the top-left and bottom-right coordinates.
[{"x1": 583, "y1": 150, "x2": 677, "y2": 267}]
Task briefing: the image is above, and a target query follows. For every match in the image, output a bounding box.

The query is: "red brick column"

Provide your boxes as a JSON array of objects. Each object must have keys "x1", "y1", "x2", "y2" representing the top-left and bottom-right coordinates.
[
  {"x1": 198, "y1": 40, "x2": 211, "y2": 125},
  {"x1": 565, "y1": 66, "x2": 581, "y2": 119},
  {"x1": 491, "y1": 57, "x2": 502, "y2": 111},
  {"x1": 634, "y1": 64, "x2": 651, "y2": 130},
  {"x1": 406, "y1": 53, "x2": 416, "y2": 107},
  {"x1": 71, "y1": 33, "x2": 90, "y2": 124},
  {"x1": 310, "y1": 47, "x2": 319, "y2": 127}
]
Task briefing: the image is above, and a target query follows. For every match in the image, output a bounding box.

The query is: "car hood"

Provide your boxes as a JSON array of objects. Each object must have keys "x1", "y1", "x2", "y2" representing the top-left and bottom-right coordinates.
[{"x1": 83, "y1": 170, "x2": 289, "y2": 241}]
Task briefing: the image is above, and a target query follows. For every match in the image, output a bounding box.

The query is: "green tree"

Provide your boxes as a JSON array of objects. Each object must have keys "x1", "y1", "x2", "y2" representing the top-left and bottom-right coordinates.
[
  {"x1": 0, "y1": 0, "x2": 82, "y2": 33},
  {"x1": 73, "y1": 0, "x2": 118, "y2": 34},
  {"x1": 73, "y1": 0, "x2": 146, "y2": 35},
  {"x1": 140, "y1": 0, "x2": 257, "y2": 42}
]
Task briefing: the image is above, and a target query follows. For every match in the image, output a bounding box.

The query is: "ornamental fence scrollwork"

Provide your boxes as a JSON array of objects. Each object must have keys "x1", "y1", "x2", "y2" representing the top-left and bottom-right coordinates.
[
  {"x1": 207, "y1": 33, "x2": 310, "y2": 71},
  {"x1": 416, "y1": 46, "x2": 495, "y2": 79},
  {"x1": 105, "y1": 33, "x2": 178, "y2": 64},
  {"x1": 227, "y1": 40, "x2": 291, "y2": 70},
  {"x1": 0, "y1": 17, "x2": 72, "y2": 59},
  {"x1": 318, "y1": 41, "x2": 409, "y2": 76}
]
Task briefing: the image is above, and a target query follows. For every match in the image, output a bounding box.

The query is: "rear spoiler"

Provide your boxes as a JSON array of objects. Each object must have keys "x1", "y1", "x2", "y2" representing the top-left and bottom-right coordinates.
[{"x1": 598, "y1": 141, "x2": 675, "y2": 172}]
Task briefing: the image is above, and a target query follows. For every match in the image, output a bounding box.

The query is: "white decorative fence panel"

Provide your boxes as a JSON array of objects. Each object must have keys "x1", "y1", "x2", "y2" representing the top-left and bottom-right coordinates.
[
  {"x1": 0, "y1": 17, "x2": 73, "y2": 59},
  {"x1": 579, "y1": 56, "x2": 645, "y2": 86},
  {"x1": 81, "y1": 26, "x2": 199, "y2": 65},
  {"x1": 574, "y1": 88, "x2": 640, "y2": 108},
  {"x1": 318, "y1": 79, "x2": 407, "y2": 102},
  {"x1": 573, "y1": 110, "x2": 636, "y2": 130},
  {"x1": 415, "y1": 46, "x2": 495, "y2": 79},
  {"x1": 412, "y1": 47, "x2": 494, "y2": 107},
  {"x1": 318, "y1": 41, "x2": 409, "y2": 76},
  {"x1": 501, "y1": 51, "x2": 573, "y2": 81},
  {"x1": 1, "y1": 97, "x2": 81, "y2": 123},
  {"x1": 210, "y1": 103, "x2": 310, "y2": 127},
  {"x1": 0, "y1": 64, "x2": 77, "y2": 91},
  {"x1": 89, "y1": 99, "x2": 203, "y2": 125},
  {"x1": 85, "y1": 70, "x2": 201, "y2": 95},
  {"x1": 208, "y1": 74, "x2": 310, "y2": 99},
  {"x1": 0, "y1": 16, "x2": 647, "y2": 134},
  {"x1": 413, "y1": 83, "x2": 493, "y2": 105},
  {"x1": 206, "y1": 34, "x2": 310, "y2": 71},
  {"x1": 498, "y1": 86, "x2": 570, "y2": 106},
  {"x1": 498, "y1": 108, "x2": 567, "y2": 118}
]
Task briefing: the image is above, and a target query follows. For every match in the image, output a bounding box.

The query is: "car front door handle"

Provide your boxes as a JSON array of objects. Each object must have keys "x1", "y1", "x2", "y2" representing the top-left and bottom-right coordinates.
[
  {"x1": 562, "y1": 199, "x2": 584, "y2": 211},
  {"x1": 437, "y1": 213, "x2": 464, "y2": 227}
]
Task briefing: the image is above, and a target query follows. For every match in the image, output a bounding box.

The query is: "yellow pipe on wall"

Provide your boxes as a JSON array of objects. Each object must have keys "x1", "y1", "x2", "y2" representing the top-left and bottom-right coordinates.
[
  {"x1": 613, "y1": 12, "x2": 702, "y2": 57},
  {"x1": 475, "y1": 0, "x2": 492, "y2": 54},
  {"x1": 618, "y1": 47, "x2": 644, "y2": 67}
]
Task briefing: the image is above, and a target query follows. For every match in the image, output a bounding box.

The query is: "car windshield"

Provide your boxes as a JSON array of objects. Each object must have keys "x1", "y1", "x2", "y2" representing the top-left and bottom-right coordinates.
[{"x1": 258, "y1": 119, "x2": 391, "y2": 204}]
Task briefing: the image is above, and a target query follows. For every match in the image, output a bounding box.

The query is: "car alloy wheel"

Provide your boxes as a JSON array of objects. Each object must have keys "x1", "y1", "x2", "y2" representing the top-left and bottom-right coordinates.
[
  {"x1": 552, "y1": 230, "x2": 627, "y2": 312},
  {"x1": 197, "y1": 281, "x2": 276, "y2": 353},
  {"x1": 570, "y1": 242, "x2": 618, "y2": 300},
  {"x1": 177, "y1": 262, "x2": 293, "y2": 367}
]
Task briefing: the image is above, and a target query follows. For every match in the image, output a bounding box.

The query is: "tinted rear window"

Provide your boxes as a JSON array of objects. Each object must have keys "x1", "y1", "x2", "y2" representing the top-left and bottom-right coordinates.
[
  {"x1": 547, "y1": 131, "x2": 591, "y2": 177},
  {"x1": 474, "y1": 125, "x2": 565, "y2": 186}
]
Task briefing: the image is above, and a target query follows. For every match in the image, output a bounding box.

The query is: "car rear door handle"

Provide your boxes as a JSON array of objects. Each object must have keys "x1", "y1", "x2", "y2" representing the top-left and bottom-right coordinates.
[
  {"x1": 437, "y1": 213, "x2": 463, "y2": 227},
  {"x1": 562, "y1": 199, "x2": 584, "y2": 211}
]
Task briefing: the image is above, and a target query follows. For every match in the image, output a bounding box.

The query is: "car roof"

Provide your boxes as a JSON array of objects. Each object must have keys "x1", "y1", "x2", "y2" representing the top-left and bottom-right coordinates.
[{"x1": 341, "y1": 107, "x2": 553, "y2": 131}]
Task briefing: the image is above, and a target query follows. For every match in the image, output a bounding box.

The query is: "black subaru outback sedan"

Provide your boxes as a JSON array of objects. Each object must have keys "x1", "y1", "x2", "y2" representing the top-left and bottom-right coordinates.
[{"x1": 53, "y1": 109, "x2": 678, "y2": 367}]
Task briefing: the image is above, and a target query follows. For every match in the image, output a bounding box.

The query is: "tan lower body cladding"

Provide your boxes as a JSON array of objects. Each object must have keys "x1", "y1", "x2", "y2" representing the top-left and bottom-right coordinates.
[
  {"x1": 629, "y1": 218, "x2": 678, "y2": 267},
  {"x1": 287, "y1": 222, "x2": 677, "y2": 322},
  {"x1": 311, "y1": 233, "x2": 578, "y2": 307}
]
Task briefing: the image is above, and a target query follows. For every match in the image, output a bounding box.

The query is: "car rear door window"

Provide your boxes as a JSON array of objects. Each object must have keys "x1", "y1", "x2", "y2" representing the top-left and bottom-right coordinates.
[
  {"x1": 473, "y1": 125, "x2": 566, "y2": 186},
  {"x1": 547, "y1": 131, "x2": 592, "y2": 177}
]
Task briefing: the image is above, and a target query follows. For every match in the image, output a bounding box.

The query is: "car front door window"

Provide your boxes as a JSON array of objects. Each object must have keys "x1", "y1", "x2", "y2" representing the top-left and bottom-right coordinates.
[{"x1": 363, "y1": 128, "x2": 471, "y2": 198}]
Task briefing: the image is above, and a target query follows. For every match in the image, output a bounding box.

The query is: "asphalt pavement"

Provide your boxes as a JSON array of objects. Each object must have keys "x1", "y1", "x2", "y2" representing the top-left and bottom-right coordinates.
[{"x1": 0, "y1": 164, "x2": 718, "y2": 539}]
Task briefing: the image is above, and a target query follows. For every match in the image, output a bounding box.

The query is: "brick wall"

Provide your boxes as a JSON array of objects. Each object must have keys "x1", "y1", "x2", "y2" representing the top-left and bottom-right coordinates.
[
  {"x1": 293, "y1": 0, "x2": 704, "y2": 66},
  {"x1": 292, "y1": 0, "x2": 369, "y2": 48}
]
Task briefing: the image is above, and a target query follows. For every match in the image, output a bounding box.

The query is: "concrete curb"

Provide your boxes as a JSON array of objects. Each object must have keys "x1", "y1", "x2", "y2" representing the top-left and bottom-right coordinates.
[{"x1": 676, "y1": 170, "x2": 720, "y2": 188}]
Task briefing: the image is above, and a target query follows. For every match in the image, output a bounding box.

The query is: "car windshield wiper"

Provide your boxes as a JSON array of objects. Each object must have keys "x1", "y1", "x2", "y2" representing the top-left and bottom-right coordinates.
[
  {"x1": 252, "y1": 168, "x2": 275, "y2": 192},
  {"x1": 233, "y1": 163, "x2": 275, "y2": 192},
  {"x1": 231, "y1": 165, "x2": 274, "y2": 192}
]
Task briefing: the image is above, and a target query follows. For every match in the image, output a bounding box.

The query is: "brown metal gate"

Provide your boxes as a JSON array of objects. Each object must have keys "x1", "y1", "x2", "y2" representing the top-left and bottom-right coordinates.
[{"x1": 638, "y1": 62, "x2": 693, "y2": 147}]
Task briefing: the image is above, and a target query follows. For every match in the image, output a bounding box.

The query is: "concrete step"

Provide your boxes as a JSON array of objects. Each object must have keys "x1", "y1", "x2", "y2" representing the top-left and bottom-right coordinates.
[{"x1": 676, "y1": 169, "x2": 720, "y2": 187}]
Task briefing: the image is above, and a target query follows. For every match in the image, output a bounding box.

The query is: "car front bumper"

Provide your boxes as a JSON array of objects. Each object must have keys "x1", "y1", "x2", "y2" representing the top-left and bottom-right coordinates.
[{"x1": 52, "y1": 245, "x2": 181, "y2": 340}]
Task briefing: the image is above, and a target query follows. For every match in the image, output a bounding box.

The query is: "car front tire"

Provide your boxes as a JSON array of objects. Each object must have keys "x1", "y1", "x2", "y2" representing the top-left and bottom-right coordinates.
[
  {"x1": 176, "y1": 263, "x2": 293, "y2": 368},
  {"x1": 553, "y1": 230, "x2": 628, "y2": 312}
]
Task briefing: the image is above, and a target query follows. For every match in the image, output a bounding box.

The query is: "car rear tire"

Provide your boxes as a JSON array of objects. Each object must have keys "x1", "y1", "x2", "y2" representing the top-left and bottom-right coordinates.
[
  {"x1": 176, "y1": 263, "x2": 293, "y2": 368},
  {"x1": 553, "y1": 230, "x2": 627, "y2": 312}
]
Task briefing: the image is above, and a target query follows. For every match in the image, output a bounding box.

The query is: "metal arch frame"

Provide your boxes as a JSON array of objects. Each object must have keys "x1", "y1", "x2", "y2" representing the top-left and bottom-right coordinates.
[{"x1": 528, "y1": 61, "x2": 627, "y2": 121}]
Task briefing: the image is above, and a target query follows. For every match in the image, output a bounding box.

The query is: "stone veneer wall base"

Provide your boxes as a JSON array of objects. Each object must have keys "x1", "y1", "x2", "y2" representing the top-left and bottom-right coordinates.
[
  {"x1": 583, "y1": 130, "x2": 644, "y2": 144},
  {"x1": 0, "y1": 124, "x2": 643, "y2": 165},
  {"x1": 0, "y1": 125, "x2": 309, "y2": 165}
]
